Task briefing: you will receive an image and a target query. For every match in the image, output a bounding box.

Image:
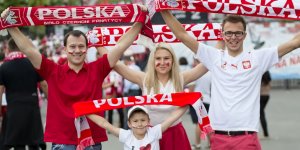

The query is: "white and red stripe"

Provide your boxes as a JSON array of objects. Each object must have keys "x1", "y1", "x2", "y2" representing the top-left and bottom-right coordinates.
[
  {"x1": 87, "y1": 23, "x2": 222, "y2": 47},
  {"x1": 0, "y1": 5, "x2": 153, "y2": 39},
  {"x1": 155, "y1": 0, "x2": 300, "y2": 20}
]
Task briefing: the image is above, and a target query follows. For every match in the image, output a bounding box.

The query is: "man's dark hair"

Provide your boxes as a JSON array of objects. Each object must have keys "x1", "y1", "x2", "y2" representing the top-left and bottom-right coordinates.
[
  {"x1": 222, "y1": 15, "x2": 247, "y2": 31},
  {"x1": 63, "y1": 30, "x2": 88, "y2": 46},
  {"x1": 8, "y1": 38, "x2": 20, "y2": 51}
]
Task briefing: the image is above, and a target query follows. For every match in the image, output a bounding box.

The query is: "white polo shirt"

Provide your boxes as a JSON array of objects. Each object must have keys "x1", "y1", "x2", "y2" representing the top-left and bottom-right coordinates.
[{"x1": 196, "y1": 43, "x2": 278, "y2": 132}]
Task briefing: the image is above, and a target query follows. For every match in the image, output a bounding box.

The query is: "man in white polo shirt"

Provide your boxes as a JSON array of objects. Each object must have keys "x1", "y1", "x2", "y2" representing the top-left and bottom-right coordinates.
[{"x1": 160, "y1": 10, "x2": 300, "y2": 150}]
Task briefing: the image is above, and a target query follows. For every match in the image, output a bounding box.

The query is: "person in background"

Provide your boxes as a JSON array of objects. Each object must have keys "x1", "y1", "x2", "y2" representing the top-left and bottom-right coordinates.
[
  {"x1": 102, "y1": 70, "x2": 124, "y2": 128},
  {"x1": 260, "y1": 71, "x2": 272, "y2": 139},
  {"x1": 0, "y1": 50, "x2": 7, "y2": 150},
  {"x1": 0, "y1": 38, "x2": 48, "y2": 150}
]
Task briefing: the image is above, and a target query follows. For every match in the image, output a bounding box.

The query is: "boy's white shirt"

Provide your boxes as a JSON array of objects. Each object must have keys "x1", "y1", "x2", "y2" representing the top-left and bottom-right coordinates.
[
  {"x1": 119, "y1": 124, "x2": 162, "y2": 150},
  {"x1": 196, "y1": 43, "x2": 279, "y2": 131}
]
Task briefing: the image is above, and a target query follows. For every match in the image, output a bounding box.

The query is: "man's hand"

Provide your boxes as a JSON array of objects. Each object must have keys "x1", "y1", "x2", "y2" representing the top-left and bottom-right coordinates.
[
  {"x1": 137, "y1": 4, "x2": 148, "y2": 12},
  {"x1": 1, "y1": 7, "x2": 10, "y2": 20}
]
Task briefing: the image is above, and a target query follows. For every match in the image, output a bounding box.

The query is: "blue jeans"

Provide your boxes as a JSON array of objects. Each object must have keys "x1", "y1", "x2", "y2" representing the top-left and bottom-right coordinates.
[{"x1": 52, "y1": 143, "x2": 102, "y2": 150}]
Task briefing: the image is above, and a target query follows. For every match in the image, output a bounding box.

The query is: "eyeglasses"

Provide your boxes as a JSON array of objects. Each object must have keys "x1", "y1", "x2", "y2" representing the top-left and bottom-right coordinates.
[{"x1": 223, "y1": 31, "x2": 245, "y2": 37}]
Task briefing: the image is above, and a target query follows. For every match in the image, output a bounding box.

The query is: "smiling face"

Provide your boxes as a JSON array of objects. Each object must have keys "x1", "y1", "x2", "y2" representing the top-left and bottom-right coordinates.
[
  {"x1": 64, "y1": 35, "x2": 87, "y2": 67},
  {"x1": 128, "y1": 112, "x2": 150, "y2": 137},
  {"x1": 222, "y1": 21, "x2": 247, "y2": 56},
  {"x1": 154, "y1": 48, "x2": 173, "y2": 76}
]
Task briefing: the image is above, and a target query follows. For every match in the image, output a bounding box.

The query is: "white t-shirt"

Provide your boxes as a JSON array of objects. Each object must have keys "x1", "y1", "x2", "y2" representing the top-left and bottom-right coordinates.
[
  {"x1": 196, "y1": 43, "x2": 278, "y2": 132},
  {"x1": 119, "y1": 124, "x2": 162, "y2": 150},
  {"x1": 143, "y1": 80, "x2": 181, "y2": 126},
  {"x1": 194, "y1": 72, "x2": 211, "y2": 104}
]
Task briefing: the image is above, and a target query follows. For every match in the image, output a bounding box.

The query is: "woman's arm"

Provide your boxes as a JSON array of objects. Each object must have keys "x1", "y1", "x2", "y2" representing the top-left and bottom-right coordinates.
[
  {"x1": 161, "y1": 106, "x2": 188, "y2": 132},
  {"x1": 97, "y1": 47, "x2": 145, "y2": 87},
  {"x1": 182, "y1": 63, "x2": 208, "y2": 86}
]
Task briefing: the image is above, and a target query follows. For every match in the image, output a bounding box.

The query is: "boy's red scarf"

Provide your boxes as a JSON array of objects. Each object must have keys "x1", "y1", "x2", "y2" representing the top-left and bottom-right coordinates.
[
  {"x1": 155, "y1": 0, "x2": 300, "y2": 20},
  {"x1": 87, "y1": 23, "x2": 222, "y2": 47},
  {"x1": 0, "y1": 5, "x2": 153, "y2": 39},
  {"x1": 4, "y1": 51, "x2": 26, "y2": 62},
  {"x1": 73, "y1": 92, "x2": 212, "y2": 150}
]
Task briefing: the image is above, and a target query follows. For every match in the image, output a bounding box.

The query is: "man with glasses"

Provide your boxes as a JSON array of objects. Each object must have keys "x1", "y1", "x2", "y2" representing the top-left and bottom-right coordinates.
[
  {"x1": 160, "y1": 10, "x2": 300, "y2": 150},
  {"x1": 1, "y1": 6, "x2": 147, "y2": 150}
]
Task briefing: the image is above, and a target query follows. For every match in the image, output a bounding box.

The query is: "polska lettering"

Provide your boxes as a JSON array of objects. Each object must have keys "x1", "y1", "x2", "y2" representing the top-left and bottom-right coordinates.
[
  {"x1": 157, "y1": 0, "x2": 300, "y2": 20},
  {"x1": 36, "y1": 6, "x2": 127, "y2": 20},
  {"x1": 88, "y1": 23, "x2": 222, "y2": 47},
  {"x1": 154, "y1": 23, "x2": 221, "y2": 42},
  {"x1": 0, "y1": 5, "x2": 148, "y2": 30},
  {"x1": 93, "y1": 94, "x2": 172, "y2": 108}
]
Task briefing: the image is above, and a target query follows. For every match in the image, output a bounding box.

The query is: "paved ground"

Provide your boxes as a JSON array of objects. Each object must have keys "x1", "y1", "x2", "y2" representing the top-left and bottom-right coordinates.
[{"x1": 43, "y1": 89, "x2": 300, "y2": 150}]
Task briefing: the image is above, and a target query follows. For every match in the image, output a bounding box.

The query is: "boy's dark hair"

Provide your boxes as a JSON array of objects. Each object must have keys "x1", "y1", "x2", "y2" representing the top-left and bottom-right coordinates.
[
  {"x1": 63, "y1": 30, "x2": 88, "y2": 46},
  {"x1": 222, "y1": 15, "x2": 247, "y2": 31},
  {"x1": 8, "y1": 38, "x2": 20, "y2": 51}
]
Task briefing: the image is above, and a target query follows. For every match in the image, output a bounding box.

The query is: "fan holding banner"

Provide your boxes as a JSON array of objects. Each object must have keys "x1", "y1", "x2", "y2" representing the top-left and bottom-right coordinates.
[
  {"x1": 1, "y1": 4, "x2": 149, "y2": 150},
  {"x1": 157, "y1": 0, "x2": 300, "y2": 149}
]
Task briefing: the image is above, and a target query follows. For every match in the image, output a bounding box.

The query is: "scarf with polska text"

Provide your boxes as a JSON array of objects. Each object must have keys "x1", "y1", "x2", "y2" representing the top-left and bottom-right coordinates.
[
  {"x1": 86, "y1": 23, "x2": 222, "y2": 47},
  {"x1": 0, "y1": 5, "x2": 154, "y2": 39},
  {"x1": 155, "y1": 0, "x2": 300, "y2": 21},
  {"x1": 73, "y1": 92, "x2": 212, "y2": 150}
]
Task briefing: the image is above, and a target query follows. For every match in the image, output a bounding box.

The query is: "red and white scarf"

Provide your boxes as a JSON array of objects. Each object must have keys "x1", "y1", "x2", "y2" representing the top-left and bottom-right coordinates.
[
  {"x1": 0, "y1": 5, "x2": 153, "y2": 39},
  {"x1": 87, "y1": 23, "x2": 222, "y2": 47},
  {"x1": 73, "y1": 92, "x2": 212, "y2": 150},
  {"x1": 155, "y1": 0, "x2": 300, "y2": 20},
  {"x1": 4, "y1": 51, "x2": 26, "y2": 62}
]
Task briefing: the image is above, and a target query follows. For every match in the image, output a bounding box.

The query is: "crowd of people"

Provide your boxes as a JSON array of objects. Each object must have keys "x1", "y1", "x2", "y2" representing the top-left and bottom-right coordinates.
[{"x1": 0, "y1": 2, "x2": 300, "y2": 150}]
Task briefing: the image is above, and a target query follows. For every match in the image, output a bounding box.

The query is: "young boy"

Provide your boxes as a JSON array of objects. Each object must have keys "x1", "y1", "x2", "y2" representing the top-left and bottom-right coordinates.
[{"x1": 87, "y1": 105, "x2": 188, "y2": 150}]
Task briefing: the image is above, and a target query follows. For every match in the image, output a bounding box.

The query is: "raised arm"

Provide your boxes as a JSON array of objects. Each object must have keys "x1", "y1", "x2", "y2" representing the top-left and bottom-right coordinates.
[
  {"x1": 182, "y1": 63, "x2": 208, "y2": 86},
  {"x1": 278, "y1": 32, "x2": 300, "y2": 57},
  {"x1": 87, "y1": 114, "x2": 120, "y2": 137},
  {"x1": 160, "y1": 10, "x2": 199, "y2": 53},
  {"x1": 1, "y1": 8, "x2": 42, "y2": 69},
  {"x1": 113, "y1": 61, "x2": 145, "y2": 87},
  {"x1": 107, "y1": 5, "x2": 147, "y2": 68},
  {"x1": 97, "y1": 47, "x2": 145, "y2": 87},
  {"x1": 182, "y1": 40, "x2": 224, "y2": 84},
  {"x1": 161, "y1": 106, "x2": 188, "y2": 132}
]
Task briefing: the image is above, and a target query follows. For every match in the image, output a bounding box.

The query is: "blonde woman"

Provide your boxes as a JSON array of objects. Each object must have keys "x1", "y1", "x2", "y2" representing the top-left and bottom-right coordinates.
[{"x1": 98, "y1": 42, "x2": 208, "y2": 150}]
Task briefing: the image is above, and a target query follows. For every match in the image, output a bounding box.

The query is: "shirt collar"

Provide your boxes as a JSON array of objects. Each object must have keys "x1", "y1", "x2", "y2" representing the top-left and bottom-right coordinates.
[{"x1": 63, "y1": 62, "x2": 88, "y2": 73}]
